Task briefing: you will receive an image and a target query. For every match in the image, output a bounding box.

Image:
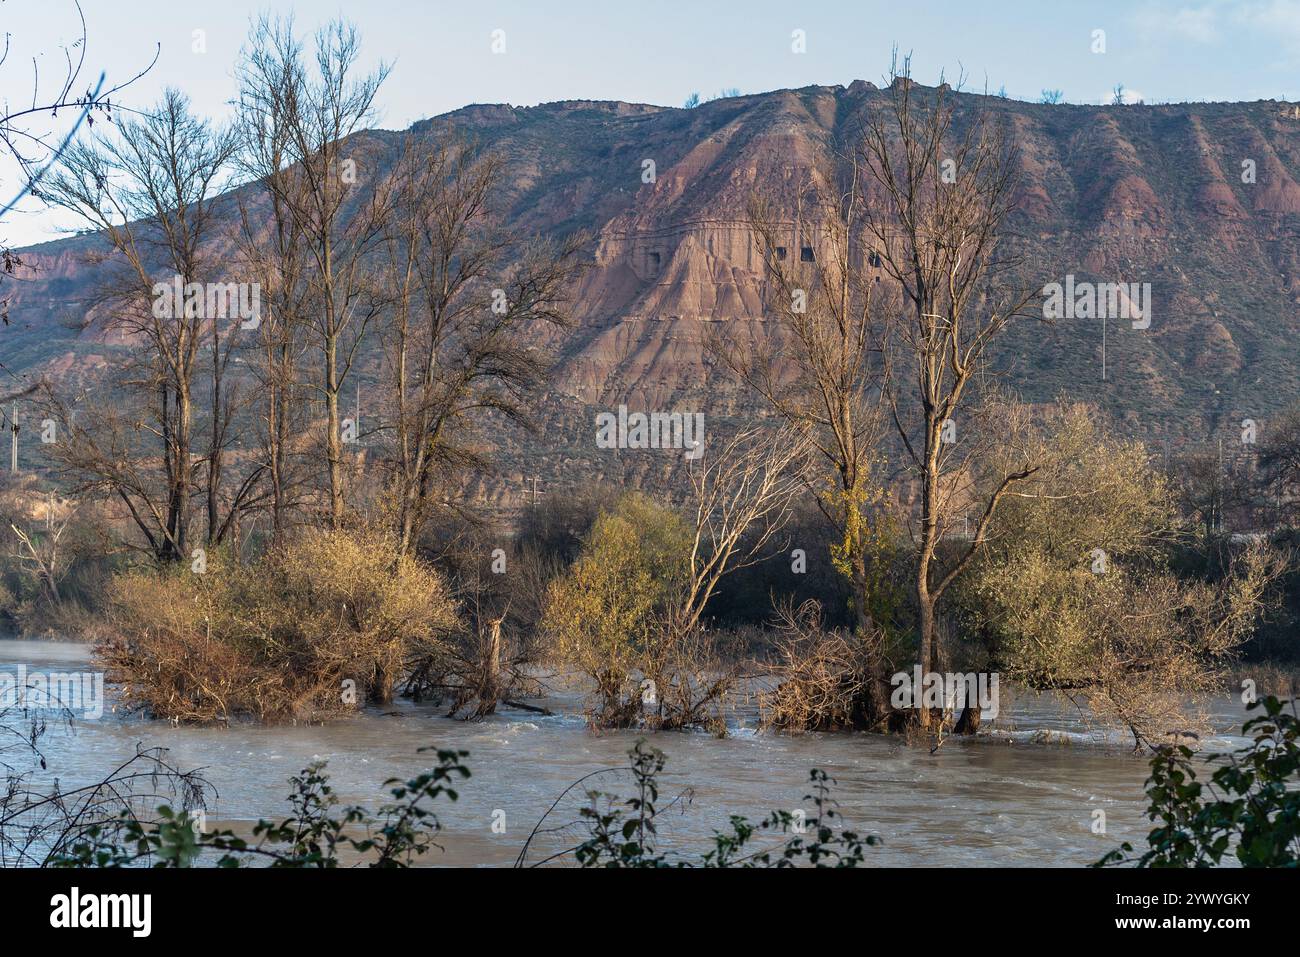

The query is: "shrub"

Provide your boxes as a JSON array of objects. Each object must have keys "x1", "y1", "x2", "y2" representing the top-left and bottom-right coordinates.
[
  {"x1": 955, "y1": 406, "x2": 1284, "y2": 747},
  {"x1": 100, "y1": 527, "x2": 459, "y2": 722},
  {"x1": 541, "y1": 493, "x2": 690, "y2": 725},
  {"x1": 405, "y1": 512, "x2": 561, "y2": 717},
  {"x1": 760, "y1": 599, "x2": 879, "y2": 732},
  {"x1": 518, "y1": 740, "x2": 879, "y2": 867},
  {"x1": 1098, "y1": 696, "x2": 1300, "y2": 867}
]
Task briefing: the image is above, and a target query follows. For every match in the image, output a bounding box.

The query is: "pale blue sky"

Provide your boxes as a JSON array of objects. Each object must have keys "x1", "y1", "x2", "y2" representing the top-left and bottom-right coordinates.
[{"x1": 4, "y1": 0, "x2": 1299, "y2": 246}]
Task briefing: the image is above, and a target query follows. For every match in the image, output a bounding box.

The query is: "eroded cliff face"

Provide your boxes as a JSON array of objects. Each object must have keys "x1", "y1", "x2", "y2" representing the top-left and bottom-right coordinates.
[
  {"x1": 7, "y1": 83, "x2": 1300, "y2": 505},
  {"x1": 509, "y1": 86, "x2": 1300, "y2": 417}
]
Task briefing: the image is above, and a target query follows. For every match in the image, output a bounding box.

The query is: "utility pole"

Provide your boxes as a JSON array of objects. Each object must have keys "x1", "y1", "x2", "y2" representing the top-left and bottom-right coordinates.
[
  {"x1": 1217, "y1": 433, "x2": 1224, "y2": 534},
  {"x1": 528, "y1": 475, "x2": 542, "y2": 507},
  {"x1": 9, "y1": 403, "x2": 17, "y2": 473},
  {"x1": 1101, "y1": 313, "x2": 1107, "y2": 381}
]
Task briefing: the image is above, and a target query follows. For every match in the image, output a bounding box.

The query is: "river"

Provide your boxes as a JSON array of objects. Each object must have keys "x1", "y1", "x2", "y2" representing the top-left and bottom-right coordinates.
[{"x1": 0, "y1": 639, "x2": 1257, "y2": 867}]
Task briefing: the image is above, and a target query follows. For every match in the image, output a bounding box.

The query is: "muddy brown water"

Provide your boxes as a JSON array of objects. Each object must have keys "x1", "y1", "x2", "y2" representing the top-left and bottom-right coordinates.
[{"x1": 0, "y1": 639, "x2": 1257, "y2": 866}]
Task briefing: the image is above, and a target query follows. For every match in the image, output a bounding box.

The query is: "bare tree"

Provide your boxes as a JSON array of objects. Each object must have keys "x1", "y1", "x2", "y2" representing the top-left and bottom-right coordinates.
[
  {"x1": 238, "y1": 15, "x2": 393, "y2": 528},
  {"x1": 622, "y1": 426, "x2": 814, "y2": 734},
  {"x1": 0, "y1": 1, "x2": 157, "y2": 323},
  {"x1": 672, "y1": 424, "x2": 810, "y2": 636},
  {"x1": 9, "y1": 515, "x2": 70, "y2": 604},
  {"x1": 41, "y1": 90, "x2": 241, "y2": 562},
  {"x1": 712, "y1": 152, "x2": 894, "y2": 722},
  {"x1": 234, "y1": 22, "x2": 319, "y2": 546},
  {"x1": 861, "y1": 58, "x2": 1038, "y2": 721},
  {"x1": 1256, "y1": 405, "x2": 1300, "y2": 529},
  {"x1": 377, "y1": 132, "x2": 586, "y2": 553}
]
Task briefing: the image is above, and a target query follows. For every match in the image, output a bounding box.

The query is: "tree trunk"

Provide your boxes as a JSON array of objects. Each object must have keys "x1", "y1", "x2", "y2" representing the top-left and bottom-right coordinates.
[
  {"x1": 474, "y1": 618, "x2": 503, "y2": 718},
  {"x1": 916, "y1": 428, "x2": 942, "y2": 729},
  {"x1": 953, "y1": 697, "x2": 982, "y2": 735},
  {"x1": 847, "y1": 544, "x2": 895, "y2": 729},
  {"x1": 325, "y1": 332, "x2": 343, "y2": 527},
  {"x1": 207, "y1": 328, "x2": 224, "y2": 544},
  {"x1": 916, "y1": 562, "x2": 937, "y2": 729},
  {"x1": 269, "y1": 389, "x2": 284, "y2": 548}
]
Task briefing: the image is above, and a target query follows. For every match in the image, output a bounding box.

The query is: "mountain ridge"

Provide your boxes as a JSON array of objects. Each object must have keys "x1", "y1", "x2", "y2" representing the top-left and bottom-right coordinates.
[{"x1": 5, "y1": 81, "x2": 1300, "y2": 504}]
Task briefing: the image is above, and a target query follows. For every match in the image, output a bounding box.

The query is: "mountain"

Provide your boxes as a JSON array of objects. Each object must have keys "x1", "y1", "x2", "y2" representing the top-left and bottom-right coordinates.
[{"x1": 5, "y1": 81, "x2": 1300, "y2": 505}]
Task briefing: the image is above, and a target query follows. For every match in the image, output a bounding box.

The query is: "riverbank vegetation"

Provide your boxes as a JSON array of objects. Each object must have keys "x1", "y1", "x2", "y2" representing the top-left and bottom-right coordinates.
[
  {"x1": 101, "y1": 528, "x2": 457, "y2": 722},
  {"x1": 0, "y1": 20, "x2": 1295, "y2": 757},
  {"x1": 9, "y1": 715, "x2": 880, "y2": 867}
]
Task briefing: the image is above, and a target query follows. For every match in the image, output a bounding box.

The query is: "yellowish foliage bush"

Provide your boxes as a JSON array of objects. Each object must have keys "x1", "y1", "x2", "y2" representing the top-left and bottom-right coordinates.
[
  {"x1": 541, "y1": 493, "x2": 690, "y2": 725},
  {"x1": 100, "y1": 528, "x2": 458, "y2": 723},
  {"x1": 957, "y1": 406, "x2": 1284, "y2": 746}
]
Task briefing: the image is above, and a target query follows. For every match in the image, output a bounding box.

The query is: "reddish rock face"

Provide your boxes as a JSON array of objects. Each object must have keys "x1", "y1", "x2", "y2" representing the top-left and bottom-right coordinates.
[{"x1": 5, "y1": 83, "x2": 1300, "y2": 503}]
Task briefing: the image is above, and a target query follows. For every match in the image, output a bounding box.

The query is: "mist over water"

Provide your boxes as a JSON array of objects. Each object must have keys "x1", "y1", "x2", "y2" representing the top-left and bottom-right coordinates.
[{"x1": 0, "y1": 639, "x2": 1254, "y2": 867}]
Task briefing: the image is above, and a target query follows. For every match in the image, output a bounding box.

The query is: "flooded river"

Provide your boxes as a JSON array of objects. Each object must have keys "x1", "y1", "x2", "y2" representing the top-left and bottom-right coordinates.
[{"x1": 0, "y1": 639, "x2": 1257, "y2": 867}]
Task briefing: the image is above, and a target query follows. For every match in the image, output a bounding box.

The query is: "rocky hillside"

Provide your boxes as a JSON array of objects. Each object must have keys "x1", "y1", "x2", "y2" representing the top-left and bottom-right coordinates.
[{"x1": 6, "y1": 81, "x2": 1300, "y2": 505}]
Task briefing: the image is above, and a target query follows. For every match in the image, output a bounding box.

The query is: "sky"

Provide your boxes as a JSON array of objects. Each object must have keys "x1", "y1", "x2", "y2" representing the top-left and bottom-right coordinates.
[{"x1": 3, "y1": 0, "x2": 1300, "y2": 246}]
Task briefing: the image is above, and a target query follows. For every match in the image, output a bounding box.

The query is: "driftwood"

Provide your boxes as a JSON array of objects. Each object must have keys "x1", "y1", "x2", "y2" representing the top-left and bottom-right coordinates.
[{"x1": 503, "y1": 699, "x2": 554, "y2": 716}]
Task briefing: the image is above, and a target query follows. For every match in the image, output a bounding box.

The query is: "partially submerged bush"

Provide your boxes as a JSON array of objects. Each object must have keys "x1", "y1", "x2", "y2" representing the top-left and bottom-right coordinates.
[
  {"x1": 956, "y1": 406, "x2": 1285, "y2": 748},
  {"x1": 640, "y1": 625, "x2": 740, "y2": 734},
  {"x1": 101, "y1": 527, "x2": 458, "y2": 722},
  {"x1": 542, "y1": 487, "x2": 790, "y2": 732},
  {"x1": 760, "y1": 599, "x2": 880, "y2": 732},
  {"x1": 406, "y1": 514, "x2": 562, "y2": 718},
  {"x1": 541, "y1": 493, "x2": 690, "y2": 726}
]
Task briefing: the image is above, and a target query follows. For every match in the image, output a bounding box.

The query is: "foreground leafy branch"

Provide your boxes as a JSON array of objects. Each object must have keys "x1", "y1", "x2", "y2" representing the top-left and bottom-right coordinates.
[
  {"x1": 520, "y1": 739, "x2": 879, "y2": 868},
  {"x1": 35, "y1": 737, "x2": 875, "y2": 868},
  {"x1": 28, "y1": 699, "x2": 1300, "y2": 869},
  {"x1": 48, "y1": 748, "x2": 470, "y2": 868},
  {"x1": 1097, "y1": 695, "x2": 1300, "y2": 867}
]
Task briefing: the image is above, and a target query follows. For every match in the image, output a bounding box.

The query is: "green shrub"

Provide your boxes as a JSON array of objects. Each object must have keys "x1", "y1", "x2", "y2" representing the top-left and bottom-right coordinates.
[
  {"x1": 955, "y1": 406, "x2": 1282, "y2": 746},
  {"x1": 541, "y1": 493, "x2": 690, "y2": 724},
  {"x1": 1098, "y1": 695, "x2": 1300, "y2": 867}
]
